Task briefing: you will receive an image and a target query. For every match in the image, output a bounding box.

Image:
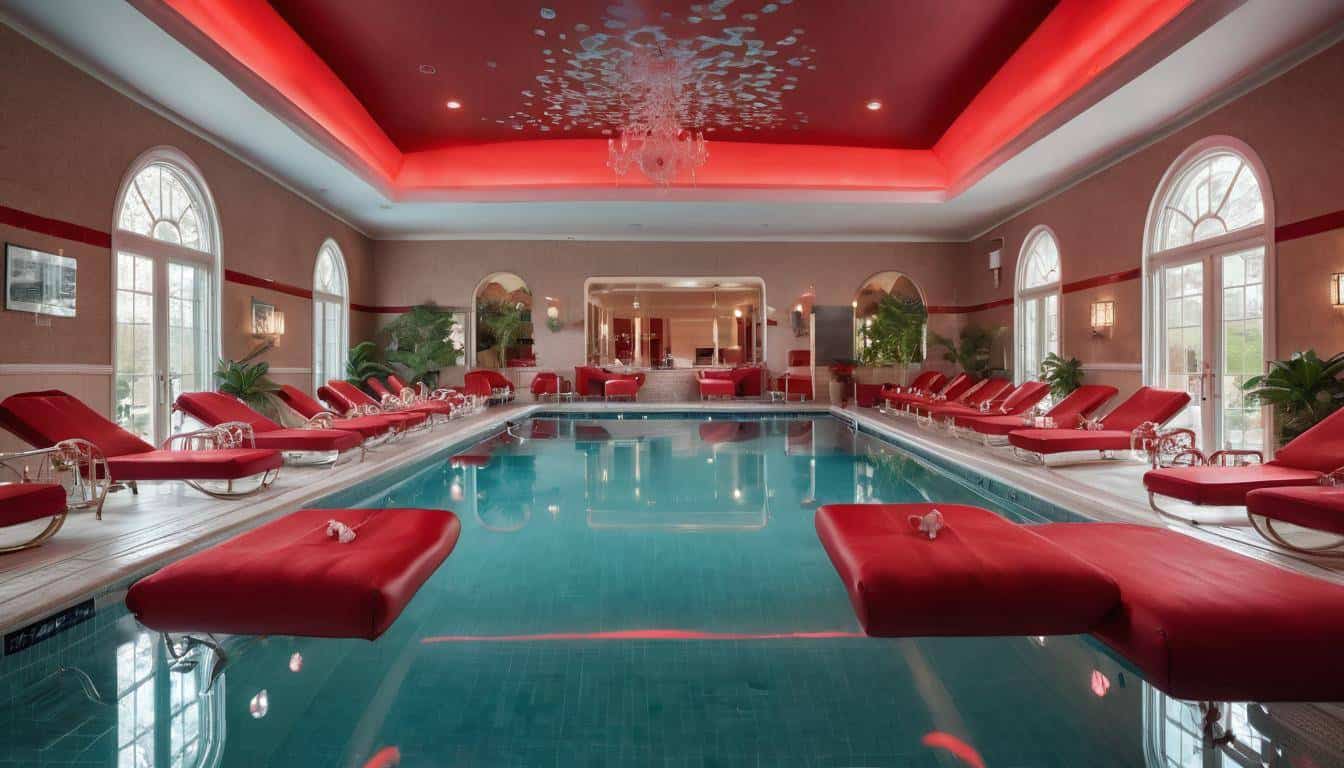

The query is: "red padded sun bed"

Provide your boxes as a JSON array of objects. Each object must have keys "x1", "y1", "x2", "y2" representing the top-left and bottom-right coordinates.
[
  {"x1": 175, "y1": 391, "x2": 363, "y2": 462},
  {"x1": 817, "y1": 503, "x2": 1344, "y2": 701},
  {"x1": 1006, "y1": 386, "x2": 1190, "y2": 463},
  {"x1": 126, "y1": 507, "x2": 460, "y2": 639},
  {"x1": 951, "y1": 384, "x2": 1117, "y2": 442}
]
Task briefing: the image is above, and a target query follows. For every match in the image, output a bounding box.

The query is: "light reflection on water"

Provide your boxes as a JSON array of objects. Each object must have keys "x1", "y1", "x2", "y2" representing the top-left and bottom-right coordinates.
[{"x1": 0, "y1": 416, "x2": 1332, "y2": 767}]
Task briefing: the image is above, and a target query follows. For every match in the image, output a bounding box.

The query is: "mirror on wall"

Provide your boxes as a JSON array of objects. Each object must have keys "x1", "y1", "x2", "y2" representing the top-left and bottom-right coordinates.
[
  {"x1": 585, "y1": 278, "x2": 763, "y2": 369},
  {"x1": 474, "y1": 272, "x2": 534, "y2": 368},
  {"x1": 852, "y1": 271, "x2": 927, "y2": 369}
]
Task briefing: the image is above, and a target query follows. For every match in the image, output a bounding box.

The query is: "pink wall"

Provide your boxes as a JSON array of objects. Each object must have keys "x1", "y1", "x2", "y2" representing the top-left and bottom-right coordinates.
[
  {"x1": 962, "y1": 39, "x2": 1344, "y2": 393},
  {"x1": 0, "y1": 23, "x2": 375, "y2": 385},
  {"x1": 366, "y1": 239, "x2": 974, "y2": 377}
]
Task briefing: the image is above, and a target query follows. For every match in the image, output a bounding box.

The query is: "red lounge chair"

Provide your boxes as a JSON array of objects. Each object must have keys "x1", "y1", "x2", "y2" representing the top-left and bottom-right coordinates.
[
  {"x1": 573, "y1": 366, "x2": 645, "y2": 398},
  {"x1": 1144, "y1": 405, "x2": 1344, "y2": 521},
  {"x1": 604, "y1": 378, "x2": 639, "y2": 401},
  {"x1": 930, "y1": 380, "x2": 1050, "y2": 432},
  {"x1": 275, "y1": 385, "x2": 402, "y2": 443},
  {"x1": 914, "y1": 377, "x2": 1014, "y2": 425},
  {"x1": 126, "y1": 507, "x2": 460, "y2": 639},
  {"x1": 878, "y1": 370, "x2": 948, "y2": 407},
  {"x1": 530, "y1": 371, "x2": 570, "y2": 400},
  {"x1": 884, "y1": 372, "x2": 977, "y2": 415},
  {"x1": 368, "y1": 376, "x2": 455, "y2": 420},
  {"x1": 1006, "y1": 387, "x2": 1191, "y2": 465},
  {"x1": 951, "y1": 384, "x2": 1117, "y2": 445},
  {"x1": 818, "y1": 502, "x2": 1344, "y2": 702},
  {"x1": 0, "y1": 443, "x2": 98, "y2": 552},
  {"x1": 175, "y1": 391, "x2": 364, "y2": 466},
  {"x1": 464, "y1": 369, "x2": 516, "y2": 402},
  {"x1": 0, "y1": 481, "x2": 66, "y2": 554},
  {"x1": 1246, "y1": 485, "x2": 1344, "y2": 556},
  {"x1": 321, "y1": 381, "x2": 434, "y2": 432},
  {"x1": 386, "y1": 374, "x2": 466, "y2": 407},
  {"x1": 697, "y1": 370, "x2": 737, "y2": 400},
  {"x1": 773, "y1": 350, "x2": 812, "y2": 401},
  {"x1": 0, "y1": 390, "x2": 282, "y2": 516}
]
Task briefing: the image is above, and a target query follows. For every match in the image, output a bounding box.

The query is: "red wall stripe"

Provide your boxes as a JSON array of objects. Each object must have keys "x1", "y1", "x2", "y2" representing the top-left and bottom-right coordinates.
[
  {"x1": 0, "y1": 204, "x2": 112, "y2": 248},
  {"x1": 1060, "y1": 267, "x2": 1142, "y2": 294},
  {"x1": 1275, "y1": 208, "x2": 1344, "y2": 243},
  {"x1": 222, "y1": 269, "x2": 313, "y2": 300},
  {"x1": 350, "y1": 302, "x2": 413, "y2": 314}
]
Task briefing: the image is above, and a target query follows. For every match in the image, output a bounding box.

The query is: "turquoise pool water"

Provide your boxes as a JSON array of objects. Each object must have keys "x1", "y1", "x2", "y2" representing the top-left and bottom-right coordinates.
[{"x1": 0, "y1": 415, "x2": 1305, "y2": 766}]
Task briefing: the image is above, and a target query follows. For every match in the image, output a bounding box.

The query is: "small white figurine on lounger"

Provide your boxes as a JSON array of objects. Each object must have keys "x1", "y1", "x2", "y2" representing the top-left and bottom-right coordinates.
[{"x1": 908, "y1": 508, "x2": 945, "y2": 540}]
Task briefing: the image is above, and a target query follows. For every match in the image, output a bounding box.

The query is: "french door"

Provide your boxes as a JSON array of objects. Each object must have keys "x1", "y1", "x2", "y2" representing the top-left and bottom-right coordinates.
[
  {"x1": 114, "y1": 242, "x2": 215, "y2": 444},
  {"x1": 1152, "y1": 245, "x2": 1266, "y2": 453}
]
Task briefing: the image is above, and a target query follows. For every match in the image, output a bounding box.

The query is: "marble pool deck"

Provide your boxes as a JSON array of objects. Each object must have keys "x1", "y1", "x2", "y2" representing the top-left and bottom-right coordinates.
[{"x1": 1, "y1": 399, "x2": 1340, "y2": 639}]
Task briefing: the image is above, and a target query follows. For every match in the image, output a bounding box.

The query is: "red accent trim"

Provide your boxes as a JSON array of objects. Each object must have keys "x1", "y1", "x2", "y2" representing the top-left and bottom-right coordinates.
[
  {"x1": 421, "y1": 629, "x2": 865, "y2": 643},
  {"x1": 350, "y1": 303, "x2": 413, "y2": 314},
  {"x1": 0, "y1": 205, "x2": 111, "y2": 248},
  {"x1": 1276, "y1": 208, "x2": 1344, "y2": 243},
  {"x1": 223, "y1": 269, "x2": 313, "y2": 300},
  {"x1": 927, "y1": 298, "x2": 1013, "y2": 314},
  {"x1": 1061, "y1": 267, "x2": 1142, "y2": 293}
]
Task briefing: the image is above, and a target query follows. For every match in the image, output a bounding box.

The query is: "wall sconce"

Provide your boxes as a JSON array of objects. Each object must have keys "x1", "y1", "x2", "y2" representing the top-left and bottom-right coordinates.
[
  {"x1": 988, "y1": 246, "x2": 1003, "y2": 288},
  {"x1": 733, "y1": 308, "x2": 743, "y2": 318},
  {"x1": 1090, "y1": 300, "x2": 1115, "y2": 337},
  {"x1": 250, "y1": 298, "x2": 285, "y2": 340},
  {"x1": 544, "y1": 296, "x2": 562, "y2": 332},
  {"x1": 1332, "y1": 273, "x2": 1344, "y2": 307}
]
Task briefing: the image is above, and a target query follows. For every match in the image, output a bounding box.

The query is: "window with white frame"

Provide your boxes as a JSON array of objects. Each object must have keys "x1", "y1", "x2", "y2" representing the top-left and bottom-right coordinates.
[
  {"x1": 113, "y1": 150, "x2": 219, "y2": 443},
  {"x1": 1014, "y1": 227, "x2": 1061, "y2": 383},
  {"x1": 312, "y1": 240, "x2": 349, "y2": 391}
]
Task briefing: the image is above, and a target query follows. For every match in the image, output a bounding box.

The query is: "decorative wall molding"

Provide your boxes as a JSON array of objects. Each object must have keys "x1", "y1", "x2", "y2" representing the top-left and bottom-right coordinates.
[
  {"x1": 1079, "y1": 362, "x2": 1142, "y2": 372},
  {"x1": 0, "y1": 363, "x2": 114, "y2": 375}
]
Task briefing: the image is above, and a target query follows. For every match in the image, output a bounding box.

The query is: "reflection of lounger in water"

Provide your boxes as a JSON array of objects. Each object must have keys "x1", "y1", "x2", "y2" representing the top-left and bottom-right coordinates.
[
  {"x1": 575, "y1": 424, "x2": 613, "y2": 442},
  {"x1": 698, "y1": 421, "x2": 761, "y2": 444}
]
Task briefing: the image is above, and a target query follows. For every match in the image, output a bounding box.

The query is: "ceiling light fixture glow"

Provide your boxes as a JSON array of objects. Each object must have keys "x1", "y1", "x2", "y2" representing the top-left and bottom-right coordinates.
[
  {"x1": 446, "y1": 100, "x2": 462, "y2": 110},
  {"x1": 607, "y1": 48, "x2": 708, "y2": 186},
  {"x1": 866, "y1": 100, "x2": 882, "y2": 111}
]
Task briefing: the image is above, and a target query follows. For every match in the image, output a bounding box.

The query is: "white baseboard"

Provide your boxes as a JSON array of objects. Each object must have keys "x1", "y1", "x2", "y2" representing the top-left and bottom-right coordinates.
[{"x1": 0, "y1": 363, "x2": 114, "y2": 375}]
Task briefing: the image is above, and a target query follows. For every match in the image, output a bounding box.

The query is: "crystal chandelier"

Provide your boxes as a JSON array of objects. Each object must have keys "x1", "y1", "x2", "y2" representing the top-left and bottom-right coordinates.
[{"x1": 606, "y1": 48, "x2": 709, "y2": 186}]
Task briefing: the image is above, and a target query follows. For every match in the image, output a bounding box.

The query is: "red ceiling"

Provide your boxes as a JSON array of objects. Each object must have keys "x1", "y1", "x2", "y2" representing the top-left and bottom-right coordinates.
[{"x1": 267, "y1": 0, "x2": 1058, "y2": 152}]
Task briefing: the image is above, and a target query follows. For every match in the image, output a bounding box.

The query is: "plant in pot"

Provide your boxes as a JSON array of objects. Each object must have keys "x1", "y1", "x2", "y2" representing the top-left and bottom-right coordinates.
[
  {"x1": 929, "y1": 325, "x2": 1007, "y2": 378},
  {"x1": 477, "y1": 299, "x2": 527, "y2": 368},
  {"x1": 828, "y1": 359, "x2": 857, "y2": 405},
  {"x1": 345, "y1": 340, "x2": 393, "y2": 388},
  {"x1": 858, "y1": 294, "x2": 927, "y2": 385},
  {"x1": 383, "y1": 305, "x2": 462, "y2": 388},
  {"x1": 1243, "y1": 350, "x2": 1344, "y2": 447},
  {"x1": 1038, "y1": 353, "x2": 1084, "y2": 399},
  {"x1": 214, "y1": 341, "x2": 284, "y2": 423}
]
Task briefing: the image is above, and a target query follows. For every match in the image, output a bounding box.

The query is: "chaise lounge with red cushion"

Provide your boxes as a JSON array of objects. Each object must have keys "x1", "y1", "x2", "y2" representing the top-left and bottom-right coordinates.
[
  {"x1": 321, "y1": 381, "x2": 433, "y2": 432},
  {"x1": 1245, "y1": 485, "x2": 1344, "y2": 556},
  {"x1": 0, "y1": 390, "x2": 282, "y2": 517},
  {"x1": 951, "y1": 384, "x2": 1117, "y2": 445},
  {"x1": 126, "y1": 507, "x2": 460, "y2": 639},
  {"x1": 878, "y1": 370, "x2": 947, "y2": 407},
  {"x1": 1006, "y1": 386, "x2": 1190, "y2": 464},
  {"x1": 464, "y1": 369, "x2": 516, "y2": 402},
  {"x1": 913, "y1": 377, "x2": 1014, "y2": 424},
  {"x1": 275, "y1": 384, "x2": 403, "y2": 443},
  {"x1": 817, "y1": 502, "x2": 1344, "y2": 702},
  {"x1": 529, "y1": 371, "x2": 570, "y2": 400},
  {"x1": 1144, "y1": 405, "x2": 1344, "y2": 521},
  {"x1": 927, "y1": 379, "x2": 1050, "y2": 429},
  {"x1": 367, "y1": 376, "x2": 455, "y2": 420},
  {"x1": 0, "y1": 469, "x2": 68, "y2": 554},
  {"x1": 884, "y1": 372, "x2": 976, "y2": 415},
  {"x1": 175, "y1": 391, "x2": 365, "y2": 465}
]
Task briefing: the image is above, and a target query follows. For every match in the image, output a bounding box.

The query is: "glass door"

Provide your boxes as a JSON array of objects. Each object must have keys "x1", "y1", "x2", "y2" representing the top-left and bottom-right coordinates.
[
  {"x1": 1154, "y1": 247, "x2": 1266, "y2": 453},
  {"x1": 114, "y1": 253, "x2": 214, "y2": 444}
]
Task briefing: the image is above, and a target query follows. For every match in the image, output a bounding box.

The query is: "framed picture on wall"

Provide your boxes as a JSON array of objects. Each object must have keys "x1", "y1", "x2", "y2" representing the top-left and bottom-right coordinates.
[{"x1": 5, "y1": 243, "x2": 76, "y2": 317}]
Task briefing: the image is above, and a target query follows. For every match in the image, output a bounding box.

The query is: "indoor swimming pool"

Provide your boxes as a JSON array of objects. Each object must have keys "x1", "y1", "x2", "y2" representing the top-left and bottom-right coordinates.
[{"x1": 0, "y1": 414, "x2": 1321, "y2": 767}]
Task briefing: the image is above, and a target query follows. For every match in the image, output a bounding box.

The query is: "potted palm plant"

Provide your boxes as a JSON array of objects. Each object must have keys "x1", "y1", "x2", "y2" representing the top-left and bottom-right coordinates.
[
  {"x1": 345, "y1": 341, "x2": 393, "y2": 388},
  {"x1": 1243, "y1": 350, "x2": 1344, "y2": 447},
  {"x1": 382, "y1": 305, "x2": 462, "y2": 387},
  {"x1": 858, "y1": 294, "x2": 927, "y2": 386},
  {"x1": 214, "y1": 342, "x2": 283, "y2": 422},
  {"x1": 1038, "y1": 353, "x2": 1084, "y2": 399}
]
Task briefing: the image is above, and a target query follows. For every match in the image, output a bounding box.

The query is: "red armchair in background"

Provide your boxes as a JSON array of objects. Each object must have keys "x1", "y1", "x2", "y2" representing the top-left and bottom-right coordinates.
[
  {"x1": 464, "y1": 369, "x2": 516, "y2": 402},
  {"x1": 530, "y1": 371, "x2": 572, "y2": 400},
  {"x1": 574, "y1": 366, "x2": 646, "y2": 398},
  {"x1": 774, "y1": 350, "x2": 813, "y2": 401}
]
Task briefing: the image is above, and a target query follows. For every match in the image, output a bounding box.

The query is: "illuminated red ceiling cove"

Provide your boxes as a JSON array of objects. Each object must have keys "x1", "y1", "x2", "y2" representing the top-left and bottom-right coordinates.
[{"x1": 140, "y1": 0, "x2": 1201, "y2": 198}]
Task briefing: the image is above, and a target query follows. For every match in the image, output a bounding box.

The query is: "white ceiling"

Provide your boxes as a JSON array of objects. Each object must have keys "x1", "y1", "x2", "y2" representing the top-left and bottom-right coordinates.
[{"x1": 3, "y1": 0, "x2": 1343, "y2": 241}]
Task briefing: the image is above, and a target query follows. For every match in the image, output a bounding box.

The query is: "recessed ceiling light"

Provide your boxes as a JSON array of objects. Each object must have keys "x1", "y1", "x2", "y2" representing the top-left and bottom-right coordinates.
[
  {"x1": 866, "y1": 100, "x2": 882, "y2": 111},
  {"x1": 446, "y1": 100, "x2": 462, "y2": 110},
  {"x1": 418, "y1": 64, "x2": 436, "y2": 75}
]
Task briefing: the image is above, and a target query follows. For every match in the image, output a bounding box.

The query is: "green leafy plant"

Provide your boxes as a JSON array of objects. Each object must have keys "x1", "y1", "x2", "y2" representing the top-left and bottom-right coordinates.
[
  {"x1": 383, "y1": 305, "x2": 462, "y2": 386},
  {"x1": 476, "y1": 299, "x2": 527, "y2": 367},
  {"x1": 858, "y1": 295, "x2": 927, "y2": 369},
  {"x1": 1243, "y1": 350, "x2": 1344, "y2": 445},
  {"x1": 214, "y1": 341, "x2": 282, "y2": 421},
  {"x1": 929, "y1": 325, "x2": 1006, "y2": 378},
  {"x1": 1039, "y1": 353, "x2": 1084, "y2": 398},
  {"x1": 345, "y1": 340, "x2": 393, "y2": 386}
]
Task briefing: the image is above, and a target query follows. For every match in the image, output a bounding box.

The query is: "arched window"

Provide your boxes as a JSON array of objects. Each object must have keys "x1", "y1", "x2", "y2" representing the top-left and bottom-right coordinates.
[
  {"x1": 312, "y1": 240, "x2": 348, "y2": 391},
  {"x1": 1014, "y1": 227, "x2": 1061, "y2": 384},
  {"x1": 113, "y1": 148, "x2": 220, "y2": 443},
  {"x1": 1144, "y1": 139, "x2": 1272, "y2": 453}
]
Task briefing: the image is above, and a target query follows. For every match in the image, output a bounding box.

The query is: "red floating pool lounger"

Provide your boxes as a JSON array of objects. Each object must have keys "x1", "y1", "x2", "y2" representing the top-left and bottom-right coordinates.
[
  {"x1": 815, "y1": 504, "x2": 1120, "y2": 637},
  {"x1": 175, "y1": 391, "x2": 364, "y2": 466},
  {"x1": 817, "y1": 503, "x2": 1344, "y2": 702},
  {"x1": 126, "y1": 508, "x2": 461, "y2": 640}
]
